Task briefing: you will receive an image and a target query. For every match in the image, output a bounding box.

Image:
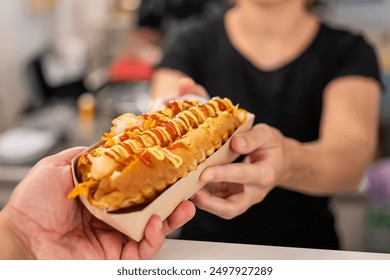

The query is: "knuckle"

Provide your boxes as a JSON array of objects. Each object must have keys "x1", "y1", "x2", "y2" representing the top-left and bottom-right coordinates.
[
  {"x1": 259, "y1": 166, "x2": 276, "y2": 188},
  {"x1": 254, "y1": 123, "x2": 283, "y2": 144},
  {"x1": 37, "y1": 156, "x2": 52, "y2": 166},
  {"x1": 211, "y1": 168, "x2": 223, "y2": 181},
  {"x1": 222, "y1": 209, "x2": 236, "y2": 220},
  {"x1": 254, "y1": 123, "x2": 271, "y2": 134},
  {"x1": 264, "y1": 171, "x2": 276, "y2": 188},
  {"x1": 194, "y1": 200, "x2": 207, "y2": 211},
  {"x1": 269, "y1": 127, "x2": 283, "y2": 143}
]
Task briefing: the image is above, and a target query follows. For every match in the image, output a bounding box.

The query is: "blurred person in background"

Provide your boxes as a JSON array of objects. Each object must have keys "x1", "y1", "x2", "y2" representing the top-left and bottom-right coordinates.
[
  {"x1": 127, "y1": 0, "x2": 231, "y2": 66},
  {"x1": 111, "y1": 0, "x2": 230, "y2": 87},
  {"x1": 0, "y1": 147, "x2": 195, "y2": 259},
  {"x1": 137, "y1": 0, "x2": 230, "y2": 36},
  {"x1": 150, "y1": 0, "x2": 382, "y2": 249}
]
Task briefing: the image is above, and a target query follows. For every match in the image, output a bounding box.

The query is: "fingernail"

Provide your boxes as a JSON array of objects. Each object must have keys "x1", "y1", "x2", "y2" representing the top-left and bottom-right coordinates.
[{"x1": 235, "y1": 136, "x2": 247, "y2": 150}]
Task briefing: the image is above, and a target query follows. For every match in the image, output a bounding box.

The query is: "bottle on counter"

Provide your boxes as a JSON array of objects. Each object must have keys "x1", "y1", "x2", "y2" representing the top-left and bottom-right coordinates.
[{"x1": 77, "y1": 92, "x2": 96, "y2": 145}]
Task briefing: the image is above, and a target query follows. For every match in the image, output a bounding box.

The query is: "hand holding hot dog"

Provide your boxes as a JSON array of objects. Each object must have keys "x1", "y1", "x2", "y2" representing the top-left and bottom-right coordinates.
[
  {"x1": 0, "y1": 147, "x2": 195, "y2": 259},
  {"x1": 192, "y1": 124, "x2": 286, "y2": 219}
]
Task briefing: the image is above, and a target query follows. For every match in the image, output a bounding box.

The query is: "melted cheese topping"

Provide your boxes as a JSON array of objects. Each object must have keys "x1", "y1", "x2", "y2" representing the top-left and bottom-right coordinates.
[{"x1": 148, "y1": 147, "x2": 184, "y2": 168}]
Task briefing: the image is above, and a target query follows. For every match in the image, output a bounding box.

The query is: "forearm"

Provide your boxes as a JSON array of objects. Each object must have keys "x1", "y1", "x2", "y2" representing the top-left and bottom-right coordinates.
[
  {"x1": 278, "y1": 77, "x2": 380, "y2": 195},
  {"x1": 279, "y1": 136, "x2": 375, "y2": 195},
  {"x1": 0, "y1": 211, "x2": 34, "y2": 260}
]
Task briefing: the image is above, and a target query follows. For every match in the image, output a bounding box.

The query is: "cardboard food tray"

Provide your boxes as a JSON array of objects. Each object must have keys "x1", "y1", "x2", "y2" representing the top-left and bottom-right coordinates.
[{"x1": 71, "y1": 113, "x2": 255, "y2": 241}]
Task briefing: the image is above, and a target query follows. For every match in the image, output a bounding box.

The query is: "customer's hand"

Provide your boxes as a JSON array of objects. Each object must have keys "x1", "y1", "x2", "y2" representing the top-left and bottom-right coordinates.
[
  {"x1": 177, "y1": 77, "x2": 210, "y2": 100},
  {"x1": 193, "y1": 124, "x2": 286, "y2": 219},
  {"x1": 0, "y1": 147, "x2": 195, "y2": 259},
  {"x1": 150, "y1": 77, "x2": 210, "y2": 111}
]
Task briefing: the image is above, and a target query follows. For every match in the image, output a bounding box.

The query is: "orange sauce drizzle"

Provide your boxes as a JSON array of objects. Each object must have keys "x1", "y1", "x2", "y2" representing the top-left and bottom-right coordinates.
[
  {"x1": 216, "y1": 99, "x2": 227, "y2": 111},
  {"x1": 139, "y1": 152, "x2": 154, "y2": 167},
  {"x1": 166, "y1": 142, "x2": 185, "y2": 150},
  {"x1": 164, "y1": 121, "x2": 178, "y2": 138},
  {"x1": 101, "y1": 97, "x2": 235, "y2": 163}
]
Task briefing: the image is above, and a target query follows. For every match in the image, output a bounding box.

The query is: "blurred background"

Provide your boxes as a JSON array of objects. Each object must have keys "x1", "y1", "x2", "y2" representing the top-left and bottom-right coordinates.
[{"x1": 0, "y1": 0, "x2": 390, "y2": 253}]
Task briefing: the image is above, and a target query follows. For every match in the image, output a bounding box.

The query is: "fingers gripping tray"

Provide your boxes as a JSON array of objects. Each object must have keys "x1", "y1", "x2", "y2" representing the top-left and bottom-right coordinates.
[{"x1": 71, "y1": 113, "x2": 254, "y2": 241}]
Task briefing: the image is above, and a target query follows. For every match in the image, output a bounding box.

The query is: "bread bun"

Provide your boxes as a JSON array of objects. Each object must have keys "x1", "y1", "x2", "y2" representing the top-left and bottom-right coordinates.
[{"x1": 68, "y1": 97, "x2": 247, "y2": 211}]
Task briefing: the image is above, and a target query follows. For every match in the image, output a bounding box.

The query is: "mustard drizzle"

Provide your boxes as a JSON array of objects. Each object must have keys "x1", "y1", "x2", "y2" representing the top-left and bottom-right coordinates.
[{"x1": 97, "y1": 97, "x2": 237, "y2": 165}]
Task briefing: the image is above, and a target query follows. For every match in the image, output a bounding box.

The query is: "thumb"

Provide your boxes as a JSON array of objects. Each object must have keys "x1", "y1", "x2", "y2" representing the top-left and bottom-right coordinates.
[
  {"x1": 178, "y1": 77, "x2": 198, "y2": 96},
  {"x1": 49, "y1": 146, "x2": 87, "y2": 162}
]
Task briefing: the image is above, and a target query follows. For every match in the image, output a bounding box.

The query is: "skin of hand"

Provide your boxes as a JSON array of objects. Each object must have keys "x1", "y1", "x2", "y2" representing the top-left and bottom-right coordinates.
[
  {"x1": 0, "y1": 147, "x2": 195, "y2": 260},
  {"x1": 174, "y1": 77, "x2": 380, "y2": 220},
  {"x1": 149, "y1": 76, "x2": 210, "y2": 111},
  {"x1": 194, "y1": 124, "x2": 285, "y2": 220},
  {"x1": 151, "y1": 70, "x2": 210, "y2": 101},
  {"x1": 177, "y1": 77, "x2": 209, "y2": 99}
]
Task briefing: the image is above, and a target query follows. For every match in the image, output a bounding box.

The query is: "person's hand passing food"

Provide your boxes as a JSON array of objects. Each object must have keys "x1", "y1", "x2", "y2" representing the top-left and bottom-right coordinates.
[
  {"x1": 0, "y1": 147, "x2": 195, "y2": 259},
  {"x1": 193, "y1": 124, "x2": 286, "y2": 219}
]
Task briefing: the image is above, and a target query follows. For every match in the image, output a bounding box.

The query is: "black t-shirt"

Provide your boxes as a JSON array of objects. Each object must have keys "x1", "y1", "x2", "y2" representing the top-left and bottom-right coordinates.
[
  {"x1": 157, "y1": 16, "x2": 381, "y2": 249},
  {"x1": 138, "y1": 0, "x2": 229, "y2": 35}
]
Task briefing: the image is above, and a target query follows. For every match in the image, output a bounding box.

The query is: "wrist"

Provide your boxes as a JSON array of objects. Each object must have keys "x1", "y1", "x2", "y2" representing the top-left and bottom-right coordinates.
[
  {"x1": 0, "y1": 210, "x2": 35, "y2": 259},
  {"x1": 277, "y1": 137, "x2": 299, "y2": 186}
]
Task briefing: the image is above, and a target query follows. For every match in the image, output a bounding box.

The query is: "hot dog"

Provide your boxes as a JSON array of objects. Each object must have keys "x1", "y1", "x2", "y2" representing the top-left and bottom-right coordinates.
[{"x1": 68, "y1": 97, "x2": 247, "y2": 211}]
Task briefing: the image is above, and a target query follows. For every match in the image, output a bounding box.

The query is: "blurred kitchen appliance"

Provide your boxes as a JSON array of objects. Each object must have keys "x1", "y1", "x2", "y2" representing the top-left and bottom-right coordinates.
[
  {"x1": 26, "y1": 48, "x2": 87, "y2": 110},
  {"x1": 95, "y1": 82, "x2": 151, "y2": 118}
]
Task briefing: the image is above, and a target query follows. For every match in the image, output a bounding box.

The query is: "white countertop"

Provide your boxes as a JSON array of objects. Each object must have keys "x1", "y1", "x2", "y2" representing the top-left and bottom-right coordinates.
[{"x1": 154, "y1": 239, "x2": 390, "y2": 260}]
